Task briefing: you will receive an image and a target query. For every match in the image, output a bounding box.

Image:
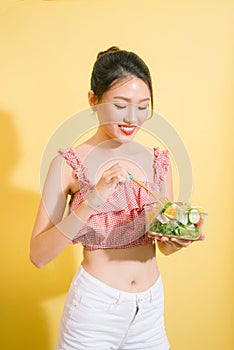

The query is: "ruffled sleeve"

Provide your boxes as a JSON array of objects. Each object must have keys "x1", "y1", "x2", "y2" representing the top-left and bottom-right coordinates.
[
  {"x1": 153, "y1": 147, "x2": 169, "y2": 187},
  {"x1": 58, "y1": 147, "x2": 92, "y2": 192}
]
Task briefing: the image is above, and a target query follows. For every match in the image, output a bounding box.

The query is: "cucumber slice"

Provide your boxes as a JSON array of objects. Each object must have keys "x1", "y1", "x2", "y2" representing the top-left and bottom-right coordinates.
[
  {"x1": 160, "y1": 202, "x2": 173, "y2": 214},
  {"x1": 188, "y1": 209, "x2": 201, "y2": 224}
]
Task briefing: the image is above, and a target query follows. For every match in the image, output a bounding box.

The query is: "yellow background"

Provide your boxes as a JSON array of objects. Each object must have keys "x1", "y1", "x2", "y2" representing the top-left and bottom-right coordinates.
[{"x1": 0, "y1": 0, "x2": 233, "y2": 349}]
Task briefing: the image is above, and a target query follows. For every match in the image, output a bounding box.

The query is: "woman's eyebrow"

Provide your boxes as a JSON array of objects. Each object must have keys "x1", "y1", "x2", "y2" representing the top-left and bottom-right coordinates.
[{"x1": 113, "y1": 96, "x2": 150, "y2": 102}]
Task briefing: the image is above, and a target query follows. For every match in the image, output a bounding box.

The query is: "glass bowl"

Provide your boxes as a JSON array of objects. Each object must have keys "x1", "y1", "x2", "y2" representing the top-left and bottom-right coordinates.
[{"x1": 146, "y1": 201, "x2": 207, "y2": 241}]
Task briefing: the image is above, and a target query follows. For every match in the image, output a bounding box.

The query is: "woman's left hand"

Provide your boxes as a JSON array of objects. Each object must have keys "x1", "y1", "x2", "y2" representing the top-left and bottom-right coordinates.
[{"x1": 148, "y1": 232, "x2": 205, "y2": 255}]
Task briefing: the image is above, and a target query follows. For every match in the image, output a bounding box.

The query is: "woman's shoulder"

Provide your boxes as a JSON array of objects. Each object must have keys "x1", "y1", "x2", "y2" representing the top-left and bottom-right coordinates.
[
  {"x1": 144, "y1": 145, "x2": 169, "y2": 158},
  {"x1": 153, "y1": 146, "x2": 169, "y2": 160},
  {"x1": 57, "y1": 142, "x2": 95, "y2": 192},
  {"x1": 48, "y1": 144, "x2": 91, "y2": 195},
  {"x1": 58, "y1": 142, "x2": 94, "y2": 162}
]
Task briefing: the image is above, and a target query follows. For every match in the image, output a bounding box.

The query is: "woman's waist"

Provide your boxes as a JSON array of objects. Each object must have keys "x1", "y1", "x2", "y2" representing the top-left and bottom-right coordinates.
[{"x1": 82, "y1": 244, "x2": 159, "y2": 293}]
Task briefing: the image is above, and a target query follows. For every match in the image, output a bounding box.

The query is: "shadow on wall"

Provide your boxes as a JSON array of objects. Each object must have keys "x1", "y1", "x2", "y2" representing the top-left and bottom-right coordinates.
[{"x1": 0, "y1": 110, "x2": 78, "y2": 350}]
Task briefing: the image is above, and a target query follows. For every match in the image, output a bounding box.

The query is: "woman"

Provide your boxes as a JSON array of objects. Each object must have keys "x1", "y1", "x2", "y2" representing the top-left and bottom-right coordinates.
[{"x1": 30, "y1": 47, "x2": 198, "y2": 350}]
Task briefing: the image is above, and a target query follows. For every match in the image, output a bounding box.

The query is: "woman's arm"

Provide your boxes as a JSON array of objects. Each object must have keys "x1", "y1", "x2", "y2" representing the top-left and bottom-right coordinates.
[
  {"x1": 30, "y1": 155, "x2": 98, "y2": 268},
  {"x1": 30, "y1": 156, "x2": 130, "y2": 268}
]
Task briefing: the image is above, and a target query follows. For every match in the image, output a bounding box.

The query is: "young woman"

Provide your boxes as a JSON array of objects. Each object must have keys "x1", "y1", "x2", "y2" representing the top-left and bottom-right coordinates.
[{"x1": 30, "y1": 47, "x2": 199, "y2": 350}]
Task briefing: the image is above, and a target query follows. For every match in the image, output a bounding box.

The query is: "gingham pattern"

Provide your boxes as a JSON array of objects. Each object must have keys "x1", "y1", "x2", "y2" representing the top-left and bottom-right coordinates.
[{"x1": 58, "y1": 147, "x2": 169, "y2": 249}]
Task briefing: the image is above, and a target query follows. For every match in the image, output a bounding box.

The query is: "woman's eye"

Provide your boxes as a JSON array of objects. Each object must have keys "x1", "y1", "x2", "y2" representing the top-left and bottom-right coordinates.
[
  {"x1": 114, "y1": 104, "x2": 127, "y2": 109},
  {"x1": 138, "y1": 106, "x2": 148, "y2": 111}
]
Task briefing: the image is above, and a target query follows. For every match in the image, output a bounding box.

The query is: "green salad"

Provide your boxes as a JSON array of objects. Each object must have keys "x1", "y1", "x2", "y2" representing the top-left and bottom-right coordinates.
[
  {"x1": 150, "y1": 219, "x2": 200, "y2": 238},
  {"x1": 149, "y1": 202, "x2": 206, "y2": 239}
]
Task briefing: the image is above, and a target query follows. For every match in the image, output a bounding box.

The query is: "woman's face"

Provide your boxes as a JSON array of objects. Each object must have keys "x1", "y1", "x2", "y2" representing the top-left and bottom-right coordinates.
[{"x1": 89, "y1": 76, "x2": 151, "y2": 143}]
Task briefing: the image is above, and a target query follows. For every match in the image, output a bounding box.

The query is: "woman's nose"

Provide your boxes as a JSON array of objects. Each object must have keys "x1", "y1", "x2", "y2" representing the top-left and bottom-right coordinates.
[{"x1": 123, "y1": 104, "x2": 137, "y2": 124}]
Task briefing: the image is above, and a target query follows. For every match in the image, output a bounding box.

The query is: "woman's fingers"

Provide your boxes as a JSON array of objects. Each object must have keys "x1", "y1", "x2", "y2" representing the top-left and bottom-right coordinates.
[
  {"x1": 102, "y1": 163, "x2": 129, "y2": 185},
  {"x1": 198, "y1": 232, "x2": 206, "y2": 240},
  {"x1": 94, "y1": 163, "x2": 130, "y2": 202},
  {"x1": 170, "y1": 237, "x2": 193, "y2": 248},
  {"x1": 151, "y1": 234, "x2": 193, "y2": 248}
]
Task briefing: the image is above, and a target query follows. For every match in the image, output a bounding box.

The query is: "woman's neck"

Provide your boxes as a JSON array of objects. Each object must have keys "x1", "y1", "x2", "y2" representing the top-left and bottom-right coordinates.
[{"x1": 87, "y1": 129, "x2": 132, "y2": 153}]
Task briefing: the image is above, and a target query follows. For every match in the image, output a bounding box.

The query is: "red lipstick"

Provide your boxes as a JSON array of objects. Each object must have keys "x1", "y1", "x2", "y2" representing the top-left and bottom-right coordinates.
[{"x1": 118, "y1": 124, "x2": 137, "y2": 136}]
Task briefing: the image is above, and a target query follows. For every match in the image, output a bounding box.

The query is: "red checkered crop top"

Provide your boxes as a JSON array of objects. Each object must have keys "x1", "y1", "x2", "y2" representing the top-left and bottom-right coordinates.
[{"x1": 58, "y1": 147, "x2": 169, "y2": 250}]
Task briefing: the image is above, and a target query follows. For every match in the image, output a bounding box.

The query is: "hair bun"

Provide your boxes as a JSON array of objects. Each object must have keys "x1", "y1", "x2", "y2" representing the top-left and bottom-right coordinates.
[{"x1": 97, "y1": 46, "x2": 120, "y2": 60}]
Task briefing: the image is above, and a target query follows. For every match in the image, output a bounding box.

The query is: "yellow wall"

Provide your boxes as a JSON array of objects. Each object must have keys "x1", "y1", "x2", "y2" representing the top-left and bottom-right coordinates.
[{"x1": 0, "y1": 0, "x2": 233, "y2": 349}]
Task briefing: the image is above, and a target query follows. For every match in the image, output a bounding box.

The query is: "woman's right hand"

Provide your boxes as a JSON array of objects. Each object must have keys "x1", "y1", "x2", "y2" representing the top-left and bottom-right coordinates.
[{"x1": 86, "y1": 163, "x2": 130, "y2": 208}]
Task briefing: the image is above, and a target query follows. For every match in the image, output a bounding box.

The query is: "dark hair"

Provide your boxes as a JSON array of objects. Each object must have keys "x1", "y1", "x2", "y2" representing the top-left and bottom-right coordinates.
[{"x1": 91, "y1": 46, "x2": 154, "y2": 110}]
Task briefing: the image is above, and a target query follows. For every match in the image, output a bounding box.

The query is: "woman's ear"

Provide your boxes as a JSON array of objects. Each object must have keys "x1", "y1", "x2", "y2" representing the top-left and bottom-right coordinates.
[{"x1": 88, "y1": 90, "x2": 97, "y2": 111}]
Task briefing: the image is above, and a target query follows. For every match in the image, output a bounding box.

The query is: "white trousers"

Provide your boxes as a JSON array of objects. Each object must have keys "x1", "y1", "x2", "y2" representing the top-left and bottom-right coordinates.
[{"x1": 56, "y1": 265, "x2": 170, "y2": 350}]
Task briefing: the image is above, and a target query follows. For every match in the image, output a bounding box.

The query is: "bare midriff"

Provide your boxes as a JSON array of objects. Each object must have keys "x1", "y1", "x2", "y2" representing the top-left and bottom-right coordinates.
[{"x1": 82, "y1": 243, "x2": 160, "y2": 293}]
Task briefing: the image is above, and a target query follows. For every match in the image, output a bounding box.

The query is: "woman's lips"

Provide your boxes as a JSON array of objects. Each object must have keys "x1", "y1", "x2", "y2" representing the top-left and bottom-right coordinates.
[{"x1": 118, "y1": 124, "x2": 137, "y2": 135}]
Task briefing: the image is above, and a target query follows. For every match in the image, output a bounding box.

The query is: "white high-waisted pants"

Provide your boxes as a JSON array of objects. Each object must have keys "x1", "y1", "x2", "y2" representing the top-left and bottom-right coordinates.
[{"x1": 56, "y1": 265, "x2": 170, "y2": 350}]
